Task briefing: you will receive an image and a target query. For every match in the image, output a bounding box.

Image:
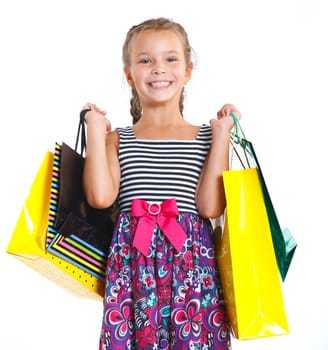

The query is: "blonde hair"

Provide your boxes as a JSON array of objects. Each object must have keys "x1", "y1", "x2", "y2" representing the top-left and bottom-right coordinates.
[{"x1": 122, "y1": 17, "x2": 193, "y2": 124}]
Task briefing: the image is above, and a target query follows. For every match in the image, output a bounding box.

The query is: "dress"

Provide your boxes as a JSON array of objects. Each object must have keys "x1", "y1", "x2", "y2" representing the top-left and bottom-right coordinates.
[{"x1": 99, "y1": 125, "x2": 231, "y2": 350}]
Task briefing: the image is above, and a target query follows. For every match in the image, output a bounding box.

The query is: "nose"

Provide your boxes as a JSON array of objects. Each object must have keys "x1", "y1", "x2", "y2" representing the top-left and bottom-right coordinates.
[{"x1": 151, "y1": 63, "x2": 165, "y2": 75}]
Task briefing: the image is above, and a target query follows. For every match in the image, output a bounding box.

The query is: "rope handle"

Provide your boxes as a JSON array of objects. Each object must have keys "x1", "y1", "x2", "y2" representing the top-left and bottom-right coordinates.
[
  {"x1": 75, "y1": 109, "x2": 90, "y2": 156},
  {"x1": 230, "y1": 113, "x2": 246, "y2": 143}
]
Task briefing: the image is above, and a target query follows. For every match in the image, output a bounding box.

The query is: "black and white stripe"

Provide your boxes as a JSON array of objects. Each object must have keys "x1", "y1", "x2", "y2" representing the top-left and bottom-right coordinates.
[{"x1": 117, "y1": 125, "x2": 212, "y2": 214}]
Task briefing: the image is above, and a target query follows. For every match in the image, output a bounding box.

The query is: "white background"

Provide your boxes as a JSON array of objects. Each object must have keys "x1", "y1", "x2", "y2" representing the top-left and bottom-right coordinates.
[{"x1": 0, "y1": 0, "x2": 327, "y2": 349}]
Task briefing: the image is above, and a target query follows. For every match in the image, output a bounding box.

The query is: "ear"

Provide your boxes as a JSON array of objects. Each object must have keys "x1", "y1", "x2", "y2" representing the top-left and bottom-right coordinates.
[
  {"x1": 184, "y1": 61, "x2": 193, "y2": 84},
  {"x1": 124, "y1": 66, "x2": 135, "y2": 87}
]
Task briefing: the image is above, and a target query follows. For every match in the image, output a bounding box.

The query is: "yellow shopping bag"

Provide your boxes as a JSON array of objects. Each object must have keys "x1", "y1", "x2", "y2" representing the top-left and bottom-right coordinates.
[
  {"x1": 6, "y1": 151, "x2": 105, "y2": 300},
  {"x1": 216, "y1": 167, "x2": 289, "y2": 339}
]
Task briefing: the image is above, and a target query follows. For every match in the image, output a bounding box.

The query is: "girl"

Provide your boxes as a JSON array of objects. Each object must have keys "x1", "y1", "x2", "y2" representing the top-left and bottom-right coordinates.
[{"x1": 82, "y1": 17, "x2": 241, "y2": 350}]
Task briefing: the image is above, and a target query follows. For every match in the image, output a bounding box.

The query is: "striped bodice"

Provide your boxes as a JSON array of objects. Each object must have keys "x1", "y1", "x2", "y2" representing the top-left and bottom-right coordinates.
[{"x1": 117, "y1": 125, "x2": 212, "y2": 214}]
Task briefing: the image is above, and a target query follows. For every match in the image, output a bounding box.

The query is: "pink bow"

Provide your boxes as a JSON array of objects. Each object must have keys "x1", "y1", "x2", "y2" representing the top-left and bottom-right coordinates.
[{"x1": 131, "y1": 198, "x2": 187, "y2": 257}]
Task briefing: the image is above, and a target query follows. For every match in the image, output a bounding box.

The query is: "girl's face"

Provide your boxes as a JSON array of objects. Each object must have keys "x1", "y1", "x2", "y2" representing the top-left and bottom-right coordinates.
[{"x1": 124, "y1": 29, "x2": 192, "y2": 109}]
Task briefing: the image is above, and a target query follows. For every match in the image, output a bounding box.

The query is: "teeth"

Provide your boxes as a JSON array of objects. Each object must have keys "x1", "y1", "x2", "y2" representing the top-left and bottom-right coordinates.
[{"x1": 151, "y1": 81, "x2": 170, "y2": 87}]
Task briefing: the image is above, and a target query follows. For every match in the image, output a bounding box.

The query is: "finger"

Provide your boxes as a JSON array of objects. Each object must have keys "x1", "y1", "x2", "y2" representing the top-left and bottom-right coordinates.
[
  {"x1": 217, "y1": 110, "x2": 224, "y2": 119},
  {"x1": 223, "y1": 103, "x2": 234, "y2": 109},
  {"x1": 95, "y1": 106, "x2": 106, "y2": 115},
  {"x1": 217, "y1": 110, "x2": 229, "y2": 119},
  {"x1": 84, "y1": 104, "x2": 107, "y2": 116},
  {"x1": 82, "y1": 103, "x2": 92, "y2": 111},
  {"x1": 218, "y1": 104, "x2": 230, "y2": 117},
  {"x1": 225, "y1": 107, "x2": 234, "y2": 117}
]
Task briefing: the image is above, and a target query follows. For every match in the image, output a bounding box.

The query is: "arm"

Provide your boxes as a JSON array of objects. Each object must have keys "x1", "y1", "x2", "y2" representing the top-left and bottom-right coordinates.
[
  {"x1": 196, "y1": 104, "x2": 241, "y2": 218},
  {"x1": 82, "y1": 104, "x2": 120, "y2": 209}
]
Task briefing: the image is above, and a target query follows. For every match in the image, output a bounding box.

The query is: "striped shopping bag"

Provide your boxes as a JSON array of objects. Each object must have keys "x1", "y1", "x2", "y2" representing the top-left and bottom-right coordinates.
[
  {"x1": 46, "y1": 142, "x2": 114, "y2": 282},
  {"x1": 45, "y1": 113, "x2": 116, "y2": 289}
]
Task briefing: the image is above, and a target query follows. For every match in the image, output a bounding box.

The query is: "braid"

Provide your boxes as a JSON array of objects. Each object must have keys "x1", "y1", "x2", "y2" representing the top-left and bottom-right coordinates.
[
  {"x1": 179, "y1": 87, "x2": 185, "y2": 116},
  {"x1": 130, "y1": 88, "x2": 142, "y2": 124}
]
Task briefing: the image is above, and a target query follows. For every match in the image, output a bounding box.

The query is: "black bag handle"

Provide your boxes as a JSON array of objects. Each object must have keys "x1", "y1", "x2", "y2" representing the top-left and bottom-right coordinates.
[{"x1": 75, "y1": 109, "x2": 90, "y2": 156}]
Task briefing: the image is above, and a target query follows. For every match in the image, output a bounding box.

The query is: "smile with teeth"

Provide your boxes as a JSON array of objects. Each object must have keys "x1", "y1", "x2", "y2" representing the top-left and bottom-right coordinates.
[{"x1": 149, "y1": 81, "x2": 171, "y2": 88}]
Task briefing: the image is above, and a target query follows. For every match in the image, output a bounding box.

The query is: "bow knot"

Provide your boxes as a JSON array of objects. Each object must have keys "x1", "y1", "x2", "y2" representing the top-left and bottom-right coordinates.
[{"x1": 131, "y1": 198, "x2": 187, "y2": 256}]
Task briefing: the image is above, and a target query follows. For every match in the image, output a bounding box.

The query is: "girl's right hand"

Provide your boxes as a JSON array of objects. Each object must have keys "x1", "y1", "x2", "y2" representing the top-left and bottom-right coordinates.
[{"x1": 81, "y1": 103, "x2": 112, "y2": 132}]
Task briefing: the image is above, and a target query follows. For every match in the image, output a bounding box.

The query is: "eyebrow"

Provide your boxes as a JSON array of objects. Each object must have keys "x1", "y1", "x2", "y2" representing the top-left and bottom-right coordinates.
[{"x1": 136, "y1": 50, "x2": 181, "y2": 57}]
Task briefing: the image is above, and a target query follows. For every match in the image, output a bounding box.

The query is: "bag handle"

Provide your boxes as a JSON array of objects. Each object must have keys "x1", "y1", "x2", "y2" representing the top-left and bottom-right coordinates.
[
  {"x1": 75, "y1": 109, "x2": 90, "y2": 156},
  {"x1": 229, "y1": 113, "x2": 251, "y2": 169},
  {"x1": 230, "y1": 113, "x2": 246, "y2": 142}
]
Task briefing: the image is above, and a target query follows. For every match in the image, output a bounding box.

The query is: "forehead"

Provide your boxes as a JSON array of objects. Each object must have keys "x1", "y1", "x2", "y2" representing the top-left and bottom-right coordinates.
[{"x1": 129, "y1": 29, "x2": 185, "y2": 55}]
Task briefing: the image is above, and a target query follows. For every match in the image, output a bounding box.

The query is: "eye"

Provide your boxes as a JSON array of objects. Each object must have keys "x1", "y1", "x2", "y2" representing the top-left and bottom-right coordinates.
[
  {"x1": 139, "y1": 58, "x2": 151, "y2": 64},
  {"x1": 167, "y1": 57, "x2": 178, "y2": 63}
]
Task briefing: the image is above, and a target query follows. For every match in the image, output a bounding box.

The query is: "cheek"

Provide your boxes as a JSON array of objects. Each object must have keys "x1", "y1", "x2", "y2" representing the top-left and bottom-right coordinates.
[
  {"x1": 130, "y1": 68, "x2": 143, "y2": 83},
  {"x1": 134, "y1": 73, "x2": 151, "y2": 91}
]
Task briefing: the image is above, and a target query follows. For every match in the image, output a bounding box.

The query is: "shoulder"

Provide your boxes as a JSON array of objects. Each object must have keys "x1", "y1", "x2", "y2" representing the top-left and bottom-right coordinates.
[
  {"x1": 199, "y1": 124, "x2": 212, "y2": 133},
  {"x1": 116, "y1": 126, "x2": 133, "y2": 136},
  {"x1": 106, "y1": 126, "x2": 135, "y2": 150},
  {"x1": 197, "y1": 124, "x2": 212, "y2": 140}
]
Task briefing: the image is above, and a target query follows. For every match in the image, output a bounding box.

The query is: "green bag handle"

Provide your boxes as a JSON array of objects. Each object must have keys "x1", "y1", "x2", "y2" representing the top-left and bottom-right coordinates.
[{"x1": 230, "y1": 112, "x2": 246, "y2": 141}]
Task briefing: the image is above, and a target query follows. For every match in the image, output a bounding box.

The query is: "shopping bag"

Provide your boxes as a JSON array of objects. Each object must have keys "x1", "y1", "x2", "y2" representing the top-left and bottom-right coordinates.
[
  {"x1": 6, "y1": 151, "x2": 105, "y2": 300},
  {"x1": 217, "y1": 167, "x2": 289, "y2": 339},
  {"x1": 46, "y1": 113, "x2": 115, "y2": 281},
  {"x1": 229, "y1": 114, "x2": 296, "y2": 281}
]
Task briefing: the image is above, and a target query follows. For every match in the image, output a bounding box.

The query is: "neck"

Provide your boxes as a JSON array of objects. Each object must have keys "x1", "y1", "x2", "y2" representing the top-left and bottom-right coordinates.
[{"x1": 139, "y1": 104, "x2": 185, "y2": 127}]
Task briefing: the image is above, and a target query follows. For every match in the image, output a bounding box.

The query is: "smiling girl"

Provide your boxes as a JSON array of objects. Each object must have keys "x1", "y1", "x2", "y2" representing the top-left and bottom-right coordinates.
[{"x1": 82, "y1": 17, "x2": 241, "y2": 350}]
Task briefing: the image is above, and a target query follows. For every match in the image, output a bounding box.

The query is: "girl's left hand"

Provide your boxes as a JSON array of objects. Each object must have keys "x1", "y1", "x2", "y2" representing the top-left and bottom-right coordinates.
[{"x1": 210, "y1": 103, "x2": 241, "y2": 133}]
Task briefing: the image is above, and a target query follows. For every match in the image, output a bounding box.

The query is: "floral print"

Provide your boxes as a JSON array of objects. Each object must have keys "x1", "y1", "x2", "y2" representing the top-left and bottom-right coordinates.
[{"x1": 99, "y1": 212, "x2": 231, "y2": 349}]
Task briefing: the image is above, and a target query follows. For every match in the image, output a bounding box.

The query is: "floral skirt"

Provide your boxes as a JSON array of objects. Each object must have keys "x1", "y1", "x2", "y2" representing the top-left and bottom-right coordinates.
[{"x1": 99, "y1": 212, "x2": 231, "y2": 350}]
